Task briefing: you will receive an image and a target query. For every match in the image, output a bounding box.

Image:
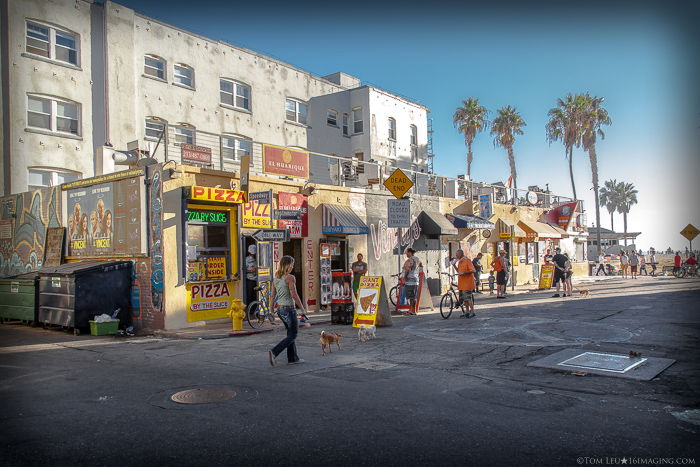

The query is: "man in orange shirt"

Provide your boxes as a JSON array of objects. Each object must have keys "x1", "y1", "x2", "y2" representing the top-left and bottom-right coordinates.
[{"x1": 453, "y1": 249, "x2": 476, "y2": 318}]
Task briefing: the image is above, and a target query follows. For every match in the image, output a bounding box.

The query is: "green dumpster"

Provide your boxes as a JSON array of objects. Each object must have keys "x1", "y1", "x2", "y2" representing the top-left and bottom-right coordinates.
[{"x1": 0, "y1": 273, "x2": 39, "y2": 323}]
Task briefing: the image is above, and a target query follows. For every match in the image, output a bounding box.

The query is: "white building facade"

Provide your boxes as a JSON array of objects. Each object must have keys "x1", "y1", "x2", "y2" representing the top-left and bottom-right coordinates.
[{"x1": 1, "y1": 0, "x2": 430, "y2": 195}]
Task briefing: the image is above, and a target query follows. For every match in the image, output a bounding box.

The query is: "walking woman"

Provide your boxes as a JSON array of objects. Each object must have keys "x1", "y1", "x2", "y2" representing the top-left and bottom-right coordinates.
[
  {"x1": 268, "y1": 256, "x2": 307, "y2": 366},
  {"x1": 490, "y1": 250, "x2": 508, "y2": 299},
  {"x1": 620, "y1": 251, "x2": 629, "y2": 279}
]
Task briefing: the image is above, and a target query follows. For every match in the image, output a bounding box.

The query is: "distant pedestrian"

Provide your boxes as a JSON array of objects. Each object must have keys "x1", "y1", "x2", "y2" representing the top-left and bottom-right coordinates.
[
  {"x1": 488, "y1": 271, "x2": 495, "y2": 295},
  {"x1": 620, "y1": 251, "x2": 629, "y2": 279},
  {"x1": 595, "y1": 253, "x2": 606, "y2": 276},
  {"x1": 400, "y1": 248, "x2": 420, "y2": 315},
  {"x1": 563, "y1": 253, "x2": 573, "y2": 296},
  {"x1": 638, "y1": 252, "x2": 648, "y2": 276},
  {"x1": 351, "y1": 253, "x2": 368, "y2": 297},
  {"x1": 551, "y1": 247, "x2": 568, "y2": 297},
  {"x1": 268, "y1": 256, "x2": 307, "y2": 366},
  {"x1": 649, "y1": 249, "x2": 657, "y2": 276},
  {"x1": 629, "y1": 250, "x2": 639, "y2": 279},
  {"x1": 491, "y1": 250, "x2": 507, "y2": 299},
  {"x1": 452, "y1": 249, "x2": 476, "y2": 318},
  {"x1": 674, "y1": 252, "x2": 682, "y2": 275},
  {"x1": 472, "y1": 253, "x2": 483, "y2": 294}
]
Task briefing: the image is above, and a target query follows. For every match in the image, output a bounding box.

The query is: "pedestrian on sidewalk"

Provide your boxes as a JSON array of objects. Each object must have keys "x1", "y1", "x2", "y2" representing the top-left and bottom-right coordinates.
[
  {"x1": 452, "y1": 249, "x2": 476, "y2": 317},
  {"x1": 491, "y1": 250, "x2": 507, "y2": 299},
  {"x1": 551, "y1": 247, "x2": 568, "y2": 297},
  {"x1": 673, "y1": 252, "x2": 682, "y2": 275},
  {"x1": 595, "y1": 253, "x2": 606, "y2": 276},
  {"x1": 268, "y1": 256, "x2": 307, "y2": 366},
  {"x1": 639, "y1": 251, "x2": 648, "y2": 276},
  {"x1": 620, "y1": 251, "x2": 629, "y2": 279},
  {"x1": 472, "y1": 253, "x2": 483, "y2": 294},
  {"x1": 649, "y1": 248, "x2": 657, "y2": 276},
  {"x1": 400, "y1": 247, "x2": 420, "y2": 315},
  {"x1": 629, "y1": 250, "x2": 639, "y2": 279},
  {"x1": 351, "y1": 253, "x2": 368, "y2": 297},
  {"x1": 564, "y1": 253, "x2": 573, "y2": 296},
  {"x1": 488, "y1": 271, "x2": 495, "y2": 295}
]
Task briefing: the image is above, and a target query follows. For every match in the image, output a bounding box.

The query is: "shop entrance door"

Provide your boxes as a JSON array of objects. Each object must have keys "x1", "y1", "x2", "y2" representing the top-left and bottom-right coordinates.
[{"x1": 282, "y1": 239, "x2": 303, "y2": 293}]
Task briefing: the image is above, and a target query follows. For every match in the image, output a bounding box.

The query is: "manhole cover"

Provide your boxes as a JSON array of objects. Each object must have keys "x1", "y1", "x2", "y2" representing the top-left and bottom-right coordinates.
[
  {"x1": 559, "y1": 352, "x2": 646, "y2": 373},
  {"x1": 170, "y1": 387, "x2": 236, "y2": 404}
]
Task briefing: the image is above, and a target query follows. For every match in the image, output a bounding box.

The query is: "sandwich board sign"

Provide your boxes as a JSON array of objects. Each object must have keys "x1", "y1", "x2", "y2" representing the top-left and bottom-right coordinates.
[{"x1": 383, "y1": 168, "x2": 414, "y2": 199}]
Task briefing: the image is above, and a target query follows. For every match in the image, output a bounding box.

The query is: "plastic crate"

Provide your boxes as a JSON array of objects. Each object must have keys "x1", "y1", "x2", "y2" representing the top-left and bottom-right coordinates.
[{"x1": 89, "y1": 319, "x2": 120, "y2": 336}]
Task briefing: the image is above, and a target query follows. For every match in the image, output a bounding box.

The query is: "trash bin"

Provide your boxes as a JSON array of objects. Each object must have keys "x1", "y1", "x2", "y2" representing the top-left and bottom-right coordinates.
[
  {"x1": 0, "y1": 273, "x2": 39, "y2": 323},
  {"x1": 38, "y1": 260, "x2": 132, "y2": 330}
]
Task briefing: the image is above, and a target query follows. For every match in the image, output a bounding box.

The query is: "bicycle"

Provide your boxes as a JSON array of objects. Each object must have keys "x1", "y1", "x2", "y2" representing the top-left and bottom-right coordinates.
[
  {"x1": 674, "y1": 264, "x2": 698, "y2": 279},
  {"x1": 439, "y1": 272, "x2": 467, "y2": 319},
  {"x1": 246, "y1": 283, "x2": 276, "y2": 329},
  {"x1": 388, "y1": 273, "x2": 402, "y2": 306}
]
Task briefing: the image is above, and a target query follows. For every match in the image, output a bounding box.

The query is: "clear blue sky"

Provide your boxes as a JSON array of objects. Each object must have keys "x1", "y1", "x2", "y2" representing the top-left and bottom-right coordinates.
[{"x1": 116, "y1": 0, "x2": 700, "y2": 251}]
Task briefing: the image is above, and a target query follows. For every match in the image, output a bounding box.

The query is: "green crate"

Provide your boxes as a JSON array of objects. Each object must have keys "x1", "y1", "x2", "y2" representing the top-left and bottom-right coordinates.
[{"x1": 89, "y1": 319, "x2": 120, "y2": 336}]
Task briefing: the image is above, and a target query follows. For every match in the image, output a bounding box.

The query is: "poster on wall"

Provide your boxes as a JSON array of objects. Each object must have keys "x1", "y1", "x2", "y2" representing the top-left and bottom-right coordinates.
[
  {"x1": 479, "y1": 194, "x2": 493, "y2": 220},
  {"x1": 66, "y1": 178, "x2": 142, "y2": 257},
  {"x1": 187, "y1": 281, "x2": 234, "y2": 321},
  {"x1": 277, "y1": 192, "x2": 308, "y2": 238},
  {"x1": 320, "y1": 243, "x2": 332, "y2": 305}
]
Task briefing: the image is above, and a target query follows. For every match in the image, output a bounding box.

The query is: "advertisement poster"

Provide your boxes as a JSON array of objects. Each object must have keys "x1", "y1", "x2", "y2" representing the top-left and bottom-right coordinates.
[
  {"x1": 277, "y1": 192, "x2": 308, "y2": 238},
  {"x1": 353, "y1": 276, "x2": 382, "y2": 327},
  {"x1": 187, "y1": 281, "x2": 234, "y2": 321},
  {"x1": 538, "y1": 264, "x2": 555, "y2": 289},
  {"x1": 331, "y1": 272, "x2": 353, "y2": 303},
  {"x1": 262, "y1": 144, "x2": 309, "y2": 179},
  {"x1": 242, "y1": 191, "x2": 272, "y2": 229},
  {"x1": 479, "y1": 194, "x2": 493, "y2": 220}
]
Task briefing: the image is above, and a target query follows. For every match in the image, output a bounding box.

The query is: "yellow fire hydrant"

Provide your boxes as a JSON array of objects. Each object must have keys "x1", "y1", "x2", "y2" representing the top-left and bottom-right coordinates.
[{"x1": 227, "y1": 299, "x2": 246, "y2": 331}]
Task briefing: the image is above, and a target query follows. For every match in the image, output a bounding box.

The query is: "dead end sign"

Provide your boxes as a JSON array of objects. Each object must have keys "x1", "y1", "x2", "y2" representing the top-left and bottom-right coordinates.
[
  {"x1": 383, "y1": 168, "x2": 414, "y2": 199},
  {"x1": 680, "y1": 224, "x2": 699, "y2": 241}
]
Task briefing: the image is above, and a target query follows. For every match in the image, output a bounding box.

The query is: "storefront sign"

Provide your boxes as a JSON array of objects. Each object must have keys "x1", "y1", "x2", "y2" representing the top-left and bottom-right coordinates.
[
  {"x1": 353, "y1": 276, "x2": 382, "y2": 327},
  {"x1": 181, "y1": 144, "x2": 212, "y2": 165},
  {"x1": 538, "y1": 264, "x2": 555, "y2": 289},
  {"x1": 387, "y1": 198, "x2": 411, "y2": 228},
  {"x1": 479, "y1": 194, "x2": 493, "y2": 220},
  {"x1": 383, "y1": 168, "x2": 413, "y2": 199},
  {"x1": 207, "y1": 256, "x2": 227, "y2": 279},
  {"x1": 277, "y1": 192, "x2": 308, "y2": 238},
  {"x1": 187, "y1": 209, "x2": 228, "y2": 224},
  {"x1": 187, "y1": 281, "x2": 234, "y2": 321},
  {"x1": 190, "y1": 186, "x2": 246, "y2": 204},
  {"x1": 61, "y1": 168, "x2": 144, "y2": 190},
  {"x1": 242, "y1": 201, "x2": 272, "y2": 228},
  {"x1": 263, "y1": 144, "x2": 309, "y2": 179}
]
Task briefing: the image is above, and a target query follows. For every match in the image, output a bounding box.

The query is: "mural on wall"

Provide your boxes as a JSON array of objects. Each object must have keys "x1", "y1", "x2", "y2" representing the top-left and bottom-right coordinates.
[
  {"x1": 369, "y1": 217, "x2": 422, "y2": 261},
  {"x1": 0, "y1": 187, "x2": 61, "y2": 278},
  {"x1": 149, "y1": 168, "x2": 164, "y2": 313}
]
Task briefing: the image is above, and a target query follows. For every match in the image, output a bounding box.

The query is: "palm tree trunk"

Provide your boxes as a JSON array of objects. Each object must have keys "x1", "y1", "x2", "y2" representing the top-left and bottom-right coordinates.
[
  {"x1": 588, "y1": 145, "x2": 602, "y2": 257},
  {"x1": 507, "y1": 146, "x2": 517, "y2": 205},
  {"x1": 623, "y1": 210, "x2": 628, "y2": 247},
  {"x1": 567, "y1": 145, "x2": 577, "y2": 200},
  {"x1": 610, "y1": 212, "x2": 614, "y2": 232},
  {"x1": 467, "y1": 142, "x2": 473, "y2": 178}
]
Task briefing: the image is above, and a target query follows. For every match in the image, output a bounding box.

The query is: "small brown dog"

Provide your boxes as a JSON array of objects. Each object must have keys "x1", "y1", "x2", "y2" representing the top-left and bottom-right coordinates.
[
  {"x1": 577, "y1": 289, "x2": 590, "y2": 297},
  {"x1": 320, "y1": 330, "x2": 342, "y2": 356}
]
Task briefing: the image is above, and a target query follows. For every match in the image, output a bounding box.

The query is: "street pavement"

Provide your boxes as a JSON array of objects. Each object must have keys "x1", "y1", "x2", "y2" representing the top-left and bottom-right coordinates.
[{"x1": 1, "y1": 276, "x2": 699, "y2": 466}]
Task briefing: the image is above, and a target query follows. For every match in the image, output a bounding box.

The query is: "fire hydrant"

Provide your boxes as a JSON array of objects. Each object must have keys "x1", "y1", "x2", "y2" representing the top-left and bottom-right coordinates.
[{"x1": 227, "y1": 299, "x2": 246, "y2": 331}]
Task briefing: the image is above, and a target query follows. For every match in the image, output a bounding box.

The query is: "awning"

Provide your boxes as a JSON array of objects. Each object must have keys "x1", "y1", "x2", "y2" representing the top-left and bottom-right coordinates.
[
  {"x1": 518, "y1": 220, "x2": 562, "y2": 239},
  {"x1": 446, "y1": 213, "x2": 495, "y2": 230},
  {"x1": 322, "y1": 204, "x2": 369, "y2": 235},
  {"x1": 418, "y1": 211, "x2": 458, "y2": 236},
  {"x1": 547, "y1": 223, "x2": 569, "y2": 237},
  {"x1": 494, "y1": 218, "x2": 526, "y2": 239}
]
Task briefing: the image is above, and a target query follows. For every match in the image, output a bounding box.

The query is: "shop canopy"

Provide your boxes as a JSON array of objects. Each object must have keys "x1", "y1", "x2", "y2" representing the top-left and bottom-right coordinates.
[
  {"x1": 492, "y1": 218, "x2": 526, "y2": 240},
  {"x1": 547, "y1": 223, "x2": 569, "y2": 237},
  {"x1": 445, "y1": 213, "x2": 495, "y2": 230},
  {"x1": 518, "y1": 220, "x2": 564, "y2": 239},
  {"x1": 322, "y1": 204, "x2": 369, "y2": 235},
  {"x1": 418, "y1": 211, "x2": 458, "y2": 236}
]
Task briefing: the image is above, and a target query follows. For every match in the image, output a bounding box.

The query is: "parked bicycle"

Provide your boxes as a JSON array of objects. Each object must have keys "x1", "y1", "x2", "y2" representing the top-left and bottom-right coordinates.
[
  {"x1": 246, "y1": 283, "x2": 276, "y2": 328},
  {"x1": 674, "y1": 263, "x2": 698, "y2": 279},
  {"x1": 388, "y1": 273, "x2": 402, "y2": 306},
  {"x1": 439, "y1": 272, "x2": 467, "y2": 319}
]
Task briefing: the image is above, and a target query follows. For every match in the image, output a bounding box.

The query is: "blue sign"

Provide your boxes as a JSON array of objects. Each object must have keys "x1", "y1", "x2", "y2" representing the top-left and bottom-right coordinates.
[
  {"x1": 479, "y1": 194, "x2": 493, "y2": 220},
  {"x1": 322, "y1": 225, "x2": 369, "y2": 235}
]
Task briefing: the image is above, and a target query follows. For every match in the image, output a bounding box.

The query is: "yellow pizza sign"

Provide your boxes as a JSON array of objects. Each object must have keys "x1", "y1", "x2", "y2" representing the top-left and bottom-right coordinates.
[
  {"x1": 383, "y1": 168, "x2": 414, "y2": 199},
  {"x1": 680, "y1": 224, "x2": 699, "y2": 242},
  {"x1": 190, "y1": 186, "x2": 246, "y2": 204},
  {"x1": 187, "y1": 281, "x2": 234, "y2": 321},
  {"x1": 353, "y1": 276, "x2": 382, "y2": 327},
  {"x1": 207, "y1": 257, "x2": 227, "y2": 280}
]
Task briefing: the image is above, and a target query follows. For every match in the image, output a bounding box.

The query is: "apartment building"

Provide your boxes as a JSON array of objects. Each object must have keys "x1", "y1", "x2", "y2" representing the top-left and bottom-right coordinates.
[{"x1": 1, "y1": 0, "x2": 430, "y2": 195}]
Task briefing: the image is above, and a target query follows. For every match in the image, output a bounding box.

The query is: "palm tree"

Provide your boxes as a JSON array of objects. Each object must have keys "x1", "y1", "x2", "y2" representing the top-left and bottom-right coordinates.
[
  {"x1": 599, "y1": 179, "x2": 619, "y2": 231},
  {"x1": 616, "y1": 181, "x2": 638, "y2": 246},
  {"x1": 580, "y1": 93, "x2": 612, "y2": 256},
  {"x1": 491, "y1": 105, "x2": 526, "y2": 205},
  {"x1": 453, "y1": 97, "x2": 489, "y2": 179},
  {"x1": 545, "y1": 93, "x2": 586, "y2": 200}
]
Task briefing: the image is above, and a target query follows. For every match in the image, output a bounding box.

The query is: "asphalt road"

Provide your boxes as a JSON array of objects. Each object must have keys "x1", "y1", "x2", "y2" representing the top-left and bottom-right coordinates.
[{"x1": 1, "y1": 276, "x2": 699, "y2": 467}]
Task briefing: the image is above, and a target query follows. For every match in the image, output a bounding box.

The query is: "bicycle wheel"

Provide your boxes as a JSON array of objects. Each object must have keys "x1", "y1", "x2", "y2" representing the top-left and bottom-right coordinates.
[
  {"x1": 389, "y1": 286, "x2": 398, "y2": 306},
  {"x1": 246, "y1": 301, "x2": 264, "y2": 329},
  {"x1": 440, "y1": 293, "x2": 453, "y2": 319},
  {"x1": 674, "y1": 268, "x2": 686, "y2": 279}
]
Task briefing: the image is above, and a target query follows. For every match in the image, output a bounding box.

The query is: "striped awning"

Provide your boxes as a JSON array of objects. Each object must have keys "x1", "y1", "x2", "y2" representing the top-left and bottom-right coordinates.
[
  {"x1": 322, "y1": 204, "x2": 369, "y2": 235},
  {"x1": 446, "y1": 213, "x2": 495, "y2": 230},
  {"x1": 518, "y1": 220, "x2": 563, "y2": 239}
]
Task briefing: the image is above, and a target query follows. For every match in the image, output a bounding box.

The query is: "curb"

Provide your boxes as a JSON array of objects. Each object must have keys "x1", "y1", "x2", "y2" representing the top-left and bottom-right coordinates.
[{"x1": 227, "y1": 328, "x2": 274, "y2": 337}]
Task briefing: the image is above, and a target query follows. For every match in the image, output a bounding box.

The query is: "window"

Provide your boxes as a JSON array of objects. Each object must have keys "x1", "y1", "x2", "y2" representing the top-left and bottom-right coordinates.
[
  {"x1": 353, "y1": 107, "x2": 363, "y2": 134},
  {"x1": 388, "y1": 117, "x2": 396, "y2": 140},
  {"x1": 173, "y1": 64, "x2": 194, "y2": 88},
  {"x1": 285, "y1": 98, "x2": 308, "y2": 125},
  {"x1": 186, "y1": 208, "x2": 231, "y2": 281},
  {"x1": 144, "y1": 55, "x2": 166, "y2": 80},
  {"x1": 27, "y1": 95, "x2": 80, "y2": 136},
  {"x1": 174, "y1": 124, "x2": 195, "y2": 146},
  {"x1": 327, "y1": 110, "x2": 338, "y2": 126},
  {"x1": 26, "y1": 21, "x2": 79, "y2": 66},
  {"x1": 410, "y1": 124, "x2": 418, "y2": 161},
  {"x1": 342, "y1": 113, "x2": 349, "y2": 136},
  {"x1": 145, "y1": 118, "x2": 166, "y2": 140},
  {"x1": 221, "y1": 135, "x2": 252, "y2": 161},
  {"x1": 28, "y1": 168, "x2": 80, "y2": 190},
  {"x1": 220, "y1": 79, "x2": 251, "y2": 111}
]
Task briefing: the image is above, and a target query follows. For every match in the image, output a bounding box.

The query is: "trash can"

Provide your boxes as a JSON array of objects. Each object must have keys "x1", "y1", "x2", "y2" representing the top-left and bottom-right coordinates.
[
  {"x1": 331, "y1": 303, "x2": 354, "y2": 325},
  {"x1": 0, "y1": 273, "x2": 39, "y2": 323},
  {"x1": 38, "y1": 260, "x2": 132, "y2": 330}
]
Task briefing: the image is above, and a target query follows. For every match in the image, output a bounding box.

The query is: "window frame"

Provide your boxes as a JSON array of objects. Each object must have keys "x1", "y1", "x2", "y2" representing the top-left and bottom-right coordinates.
[
  {"x1": 410, "y1": 124, "x2": 418, "y2": 161},
  {"x1": 221, "y1": 134, "x2": 252, "y2": 162},
  {"x1": 173, "y1": 124, "x2": 195, "y2": 146},
  {"x1": 285, "y1": 98, "x2": 308, "y2": 125},
  {"x1": 353, "y1": 107, "x2": 363, "y2": 134},
  {"x1": 144, "y1": 54, "x2": 167, "y2": 81},
  {"x1": 326, "y1": 109, "x2": 338, "y2": 127},
  {"x1": 27, "y1": 167, "x2": 81, "y2": 190},
  {"x1": 145, "y1": 117, "x2": 166, "y2": 141},
  {"x1": 26, "y1": 94, "x2": 81, "y2": 137},
  {"x1": 25, "y1": 20, "x2": 80, "y2": 67},
  {"x1": 342, "y1": 113, "x2": 349, "y2": 136},
  {"x1": 388, "y1": 117, "x2": 396, "y2": 141},
  {"x1": 173, "y1": 63, "x2": 194, "y2": 89},
  {"x1": 219, "y1": 78, "x2": 251, "y2": 111}
]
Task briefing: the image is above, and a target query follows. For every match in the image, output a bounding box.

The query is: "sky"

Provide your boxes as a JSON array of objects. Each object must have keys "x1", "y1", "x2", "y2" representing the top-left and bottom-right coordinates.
[{"x1": 116, "y1": 0, "x2": 700, "y2": 252}]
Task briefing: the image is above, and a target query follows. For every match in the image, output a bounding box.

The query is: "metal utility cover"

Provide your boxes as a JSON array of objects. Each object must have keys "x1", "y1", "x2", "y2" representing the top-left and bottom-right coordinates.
[
  {"x1": 170, "y1": 387, "x2": 237, "y2": 404},
  {"x1": 528, "y1": 348, "x2": 675, "y2": 381}
]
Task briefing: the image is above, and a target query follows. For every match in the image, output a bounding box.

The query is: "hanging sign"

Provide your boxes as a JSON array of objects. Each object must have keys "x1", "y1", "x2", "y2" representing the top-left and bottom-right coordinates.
[
  {"x1": 353, "y1": 276, "x2": 382, "y2": 327},
  {"x1": 276, "y1": 192, "x2": 308, "y2": 238},
  {"x1": 186, "y1": 281, "x2": 234, "y2": 321}
]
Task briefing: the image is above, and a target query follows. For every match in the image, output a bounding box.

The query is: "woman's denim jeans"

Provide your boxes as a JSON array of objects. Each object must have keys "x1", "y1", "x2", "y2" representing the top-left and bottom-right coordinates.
[{"x1": 271, "y1": 307, "x2": 300, "y2": 363}]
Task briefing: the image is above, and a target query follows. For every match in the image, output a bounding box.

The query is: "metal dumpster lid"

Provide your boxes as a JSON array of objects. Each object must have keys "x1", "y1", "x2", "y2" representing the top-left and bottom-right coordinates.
[{"x1": 38, "y1": 260, "x2": 132, "y2": 275}]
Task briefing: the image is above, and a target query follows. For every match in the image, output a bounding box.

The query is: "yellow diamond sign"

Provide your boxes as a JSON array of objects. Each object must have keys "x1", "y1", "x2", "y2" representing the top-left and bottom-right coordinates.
[
  {"x1": 383, "y1": 168, "x2": 414, "y2": 199},
  {"x1": 680, "y1": 224, "x2": 699, "y2": 241}
]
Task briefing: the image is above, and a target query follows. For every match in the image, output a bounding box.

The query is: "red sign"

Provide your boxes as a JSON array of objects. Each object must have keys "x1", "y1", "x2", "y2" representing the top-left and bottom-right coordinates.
[
  {"x1": 263, "y1": 144, "x2": 309, "y2": 179},
  {"x1": 543, "y1": 201, "x2": 577, "y2": 230},
  {"x1": 181, "y1": 144, "x2": 212, "y2": 165},
  {"x1": 190, "y1": 186, "x2": 246, "y2": 204},
  {"x1": 277, "y1": 192, "x2": 308, "y2": 238}
]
